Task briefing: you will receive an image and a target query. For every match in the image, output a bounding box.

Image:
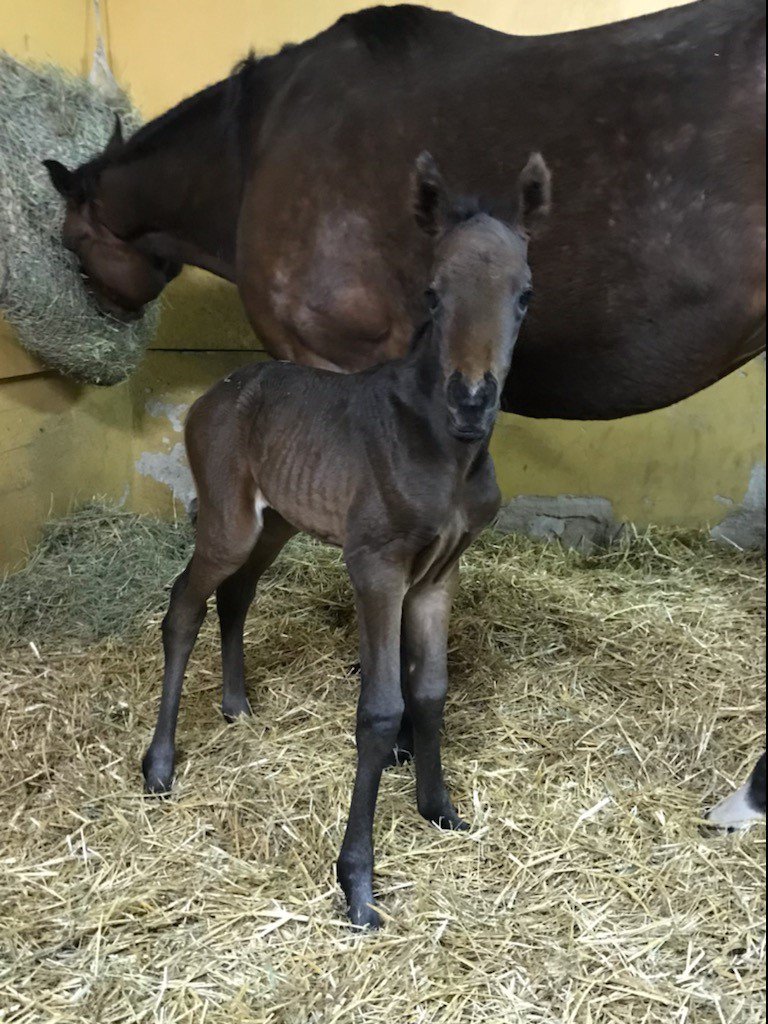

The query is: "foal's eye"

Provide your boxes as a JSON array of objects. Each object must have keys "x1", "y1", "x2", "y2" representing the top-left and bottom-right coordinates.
[
  {"x1": 425, "y1": 288, "x2": 440, "y2": 314},
  {"x1": 519, "y1": 288, "x2": 534, "y2": 312}
]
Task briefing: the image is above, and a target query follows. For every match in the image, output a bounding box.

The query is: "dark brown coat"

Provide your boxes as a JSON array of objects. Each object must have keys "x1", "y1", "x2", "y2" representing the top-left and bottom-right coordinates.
[{"x1": 45, "y1": 0, "x2": 765, "y2": 419}]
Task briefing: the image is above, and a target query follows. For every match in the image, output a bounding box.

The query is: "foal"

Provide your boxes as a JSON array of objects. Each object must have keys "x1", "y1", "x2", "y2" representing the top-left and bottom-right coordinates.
[{"x1": 143, "y1": 151, "x2": 552, "y2": 928}]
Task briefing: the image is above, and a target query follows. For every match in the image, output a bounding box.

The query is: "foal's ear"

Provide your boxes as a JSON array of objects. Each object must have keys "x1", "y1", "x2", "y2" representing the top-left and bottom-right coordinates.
[
  {"x1": 412, "y1": 150, "x2": 450, "y2": 237},
  {"x1": 42, "y1": 159, "x2": 77, "y2": 198},
  {"x1": 105, "y1": 114, "x2": 124, "y2": 155},
  {"x1": 516, "y1": 152, "x2": 552, "y2": 233}
]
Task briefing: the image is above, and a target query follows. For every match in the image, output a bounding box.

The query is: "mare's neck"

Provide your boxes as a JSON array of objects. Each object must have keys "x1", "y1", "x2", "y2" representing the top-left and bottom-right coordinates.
[{"x1": 97, "y1": 80, "x2": 246, "y2": 281}]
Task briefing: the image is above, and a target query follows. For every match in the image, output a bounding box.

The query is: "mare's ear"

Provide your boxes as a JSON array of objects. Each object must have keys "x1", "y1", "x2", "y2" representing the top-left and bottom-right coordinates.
[
  {"x1": 105, "y1": 114, "x2": 124, "y2": 155},
  {"x1": 412, "y1": 150, "x2": 450, "y2": 237},
  {"x1": 516, "y1": 152, "x2": 552, "y2": 233},
  {"x1": 42, "y1": 159, "x2": 77, "y2": 198}
]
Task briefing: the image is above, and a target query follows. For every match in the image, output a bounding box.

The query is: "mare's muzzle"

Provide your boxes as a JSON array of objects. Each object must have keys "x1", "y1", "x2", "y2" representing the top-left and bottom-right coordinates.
[{"x1": 446, "y1": 371, "x2": 499, "y2": 442}]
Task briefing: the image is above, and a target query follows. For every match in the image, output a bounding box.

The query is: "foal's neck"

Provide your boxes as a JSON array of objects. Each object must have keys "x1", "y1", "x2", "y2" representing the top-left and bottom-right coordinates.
[{"x1": 98, "y1": 82, "x2": 245, "y2": 280}]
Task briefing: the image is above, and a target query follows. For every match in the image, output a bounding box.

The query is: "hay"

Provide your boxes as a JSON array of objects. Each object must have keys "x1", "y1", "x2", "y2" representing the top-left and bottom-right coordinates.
[
  {"x1": 0, "y1": 503, "x2": 192, "y2": 647},
  {"x1": 0, "y1": 506, "x2": 764, "y2": 1023},
  {"x1": 0, "y1": 53, "x2": 159, "y2": 385}
]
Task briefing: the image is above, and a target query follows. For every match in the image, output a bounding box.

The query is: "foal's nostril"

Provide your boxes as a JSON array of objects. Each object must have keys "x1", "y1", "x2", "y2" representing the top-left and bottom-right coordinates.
[
  {"x1": 446, "y1": 371, "x2": 498, "y2": 413},
  {"x1": 445, "y1": 371, "x2": 499, "y2": 441}
]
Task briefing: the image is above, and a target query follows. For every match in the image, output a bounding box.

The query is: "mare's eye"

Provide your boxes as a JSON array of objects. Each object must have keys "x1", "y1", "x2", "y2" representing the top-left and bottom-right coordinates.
[
  {"x1": 425, "y1": 288, "x2": 440, "y2": 314},
  {"x1": 519, "y1": 288, "x2": 534, "y2": 312}
]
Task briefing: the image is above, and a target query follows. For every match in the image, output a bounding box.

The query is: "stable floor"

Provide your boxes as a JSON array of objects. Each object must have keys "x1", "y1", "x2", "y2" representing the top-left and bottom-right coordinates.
[{"x1": 0, "y1": 511, "x2": 765, "y2": 1023}]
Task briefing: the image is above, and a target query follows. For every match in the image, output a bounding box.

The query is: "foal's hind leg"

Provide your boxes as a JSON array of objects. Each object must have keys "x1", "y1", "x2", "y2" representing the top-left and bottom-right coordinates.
[
  {"x1": 143, "y1": 509, "x2": 259, "y2": 795},
  {"x1": 216, "y1": 510, "x2": 297, "y2": 721}
]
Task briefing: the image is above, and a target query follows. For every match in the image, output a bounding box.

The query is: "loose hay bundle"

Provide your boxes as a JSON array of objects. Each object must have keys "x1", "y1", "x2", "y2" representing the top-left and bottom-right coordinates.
[
  {"x1": 0, "y1": 503, "x2": 192, "y2": 647},
  {"x1": 0, "y1": 53, "x2": 159, "y2": 384},
  {"x1": 0, "y1": 506, "x2": 764, "y2": 1023}
]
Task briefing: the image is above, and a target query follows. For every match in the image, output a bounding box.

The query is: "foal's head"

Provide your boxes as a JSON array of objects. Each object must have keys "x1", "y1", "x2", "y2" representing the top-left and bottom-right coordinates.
[{"x1": 412, "y1": 151, "x2": 551, "y2": 442}]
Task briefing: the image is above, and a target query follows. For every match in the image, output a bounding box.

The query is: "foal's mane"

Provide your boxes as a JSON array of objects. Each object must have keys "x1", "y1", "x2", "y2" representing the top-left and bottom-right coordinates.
[{"x1": 123, "y1": 81, "x2": 229, "y2": 160}]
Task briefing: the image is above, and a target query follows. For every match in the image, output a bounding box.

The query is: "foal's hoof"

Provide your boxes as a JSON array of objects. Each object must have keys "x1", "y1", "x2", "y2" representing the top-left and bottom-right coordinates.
[
  {"x1": 337, "y1": 860, "x2": 383, "y2": 931},
  {"x1": 348, "y1": 901, "x2": 384, "y2": 931},
  {"x1": 142, "y1": 750, "x2": 175, "y2": 796},
  {"x1": 221, "y1": 696, "x2": 252, "y2": 723},
  {"x1": 424, "y1": 807, "x2": 470, "y2": 832}
]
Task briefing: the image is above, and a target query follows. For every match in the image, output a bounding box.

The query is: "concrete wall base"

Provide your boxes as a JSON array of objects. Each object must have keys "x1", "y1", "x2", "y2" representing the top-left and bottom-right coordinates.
[{"x1": 497, "y1": 477, "x2": 767, "y2": 554}]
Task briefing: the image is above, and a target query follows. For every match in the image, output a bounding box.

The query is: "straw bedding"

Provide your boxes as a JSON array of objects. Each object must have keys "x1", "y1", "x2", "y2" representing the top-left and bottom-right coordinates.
[
  {"x1": 0, "y1": 54, "x2": 158, "y2": 384},
  {"x1": 0, "y1": 506, "x2": 764, "y2": 1023}
]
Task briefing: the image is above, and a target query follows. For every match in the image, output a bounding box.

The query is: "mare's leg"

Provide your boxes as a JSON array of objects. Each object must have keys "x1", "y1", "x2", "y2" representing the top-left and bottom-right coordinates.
[
  {"x1": 402, "y1": 567, "x2": 468, "y2": 831},
  {"x1": 216, "y1": 510, "x2": 297, "y2": 721},
  {"x1": 142, "y1": 508, "x2": 259, "y2": 795},
  {"x1": 706, "y1": 751, "x2": 767, "y2": 831},
  {"x1": 337, "y1": 554, "x2": 407, "y2": 929}
]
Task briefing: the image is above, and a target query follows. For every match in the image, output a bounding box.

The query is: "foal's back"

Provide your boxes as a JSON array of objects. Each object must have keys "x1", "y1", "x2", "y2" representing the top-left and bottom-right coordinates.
[
  {"x1": 186, "y1": 349, "x2": 499, "y2": 555},
  {"x1": 186, "y1": 360, "x2": 355, "y2": 546},
  {"x1": 186, "y1": 356, "x2": 422, "y2": 547}
]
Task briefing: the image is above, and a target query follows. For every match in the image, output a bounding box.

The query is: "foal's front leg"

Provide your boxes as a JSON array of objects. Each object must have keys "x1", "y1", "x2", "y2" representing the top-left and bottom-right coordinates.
[
  {"x1": 338, "y1": 554, "x2": 406, "y2": 929},
  {"x1": 403, "y1": 567, "x2": 468, "y2": 831}
]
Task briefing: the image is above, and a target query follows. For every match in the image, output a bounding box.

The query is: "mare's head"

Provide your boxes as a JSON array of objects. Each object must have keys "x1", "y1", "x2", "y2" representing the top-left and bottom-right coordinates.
[
  {"x1": 412, "y1": 151, "x2": 551, "y2": 442},
  {"x1": 43, "y1": 118, "x2": 179, "y2": 318}
]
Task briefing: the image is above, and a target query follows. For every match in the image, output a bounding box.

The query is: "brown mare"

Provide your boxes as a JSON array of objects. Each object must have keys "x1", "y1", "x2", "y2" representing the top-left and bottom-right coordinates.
[
  {"x1": 44, "y1": 0, "x2": 765, "y2": 419},
  {"x1": 141, "y1": 152, "x2": 550, "y2": 927}
]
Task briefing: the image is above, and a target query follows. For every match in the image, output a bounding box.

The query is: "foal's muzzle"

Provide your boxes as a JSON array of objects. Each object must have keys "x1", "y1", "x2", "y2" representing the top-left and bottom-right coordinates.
[{"x1": 446, "y1": 371, "x2": 499, "y2": 442}]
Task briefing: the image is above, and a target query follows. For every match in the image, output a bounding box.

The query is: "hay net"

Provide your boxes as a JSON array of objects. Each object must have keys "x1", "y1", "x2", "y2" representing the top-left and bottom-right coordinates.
[{"x1": 0, "y1": 52, "x2": 159, "y2": 385}]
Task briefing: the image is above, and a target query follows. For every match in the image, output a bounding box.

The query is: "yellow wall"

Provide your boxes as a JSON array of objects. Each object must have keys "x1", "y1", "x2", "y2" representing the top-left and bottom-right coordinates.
[
  {"x1": 0, "y1": 0, "x2": 764, "y2": 569},
  {"x1": 0, "y1": 0, "x2": 88, "y2": 73},
  {"x1": 492, "y1": 360, "x2": 765, "y2": 526},
  {"x1": 0, "y1": 364, "x2": 133, "y2": 568}
]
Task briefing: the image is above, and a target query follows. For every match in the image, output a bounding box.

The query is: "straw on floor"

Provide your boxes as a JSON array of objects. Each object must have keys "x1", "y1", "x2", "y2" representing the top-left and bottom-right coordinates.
[{"x1": 0, "y1": 505, "x2": 764, "y2": 1023}]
